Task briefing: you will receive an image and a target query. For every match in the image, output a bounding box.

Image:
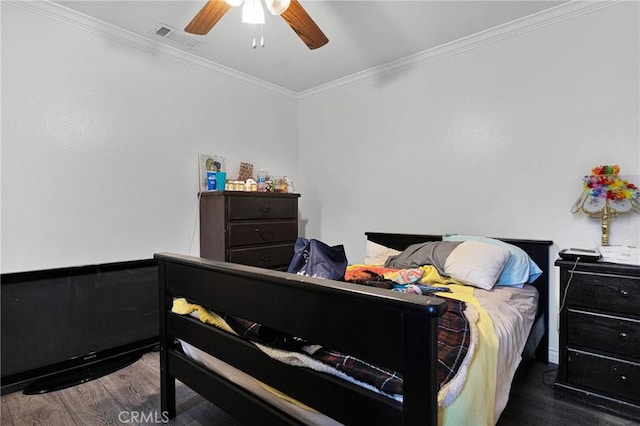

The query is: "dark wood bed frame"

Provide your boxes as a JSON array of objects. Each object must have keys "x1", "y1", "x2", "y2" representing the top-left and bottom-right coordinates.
[{"x1": 156, "y1": 232, "x2": 552, "y2": 425}]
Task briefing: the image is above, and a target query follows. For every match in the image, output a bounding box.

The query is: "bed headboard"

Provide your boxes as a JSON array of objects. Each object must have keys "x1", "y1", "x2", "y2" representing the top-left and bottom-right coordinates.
[{"x1": 365, "y1": 232, "x2": 553, "y2": 362}]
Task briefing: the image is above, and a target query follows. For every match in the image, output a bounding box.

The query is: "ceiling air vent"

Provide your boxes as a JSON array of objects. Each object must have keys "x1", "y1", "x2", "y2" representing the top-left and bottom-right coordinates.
[{"x1": 153, "y1": 24, "x2": 203, "y2": 49}]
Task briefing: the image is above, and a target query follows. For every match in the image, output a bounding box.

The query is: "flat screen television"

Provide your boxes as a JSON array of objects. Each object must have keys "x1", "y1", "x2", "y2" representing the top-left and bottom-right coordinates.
[{"x1": 1, "y1": 259, "x2": 159, "y2": 395}]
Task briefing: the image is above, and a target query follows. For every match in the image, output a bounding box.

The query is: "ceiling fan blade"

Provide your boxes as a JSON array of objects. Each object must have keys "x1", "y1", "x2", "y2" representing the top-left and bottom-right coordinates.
[
  {"x1": 185, "y1": 0, "x2": 232, "y2": 35},
  {"x1": 280, "y1": 0, "x2": 328, "y2": 50}
]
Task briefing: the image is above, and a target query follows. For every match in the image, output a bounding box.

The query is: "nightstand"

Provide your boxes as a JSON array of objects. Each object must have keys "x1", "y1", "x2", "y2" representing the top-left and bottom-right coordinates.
[
  {"x1": 555, "y1": 259, "x2": 640, "y2": 420},
  {"x1": 199, "y1": 191, "x2": 300, "y2": 270}
]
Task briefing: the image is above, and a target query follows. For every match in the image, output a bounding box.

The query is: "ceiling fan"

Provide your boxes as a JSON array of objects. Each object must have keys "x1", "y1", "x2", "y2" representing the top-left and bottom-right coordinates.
[{"x1": 184, "y1": 0, "x2": 329, "y2": 50}]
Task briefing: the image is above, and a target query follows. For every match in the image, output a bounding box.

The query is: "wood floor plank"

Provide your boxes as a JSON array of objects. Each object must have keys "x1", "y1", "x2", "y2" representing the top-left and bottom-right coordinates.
[
  {"x1": 1, "y1": 395, "x2": 15, "y2": 425},
  {"x1": 55, "y1": 378, "x2": 129, "y2": 425},
  {"x1": 497, "y1": 362, "x2": 639, "y2": 426},
  {"x1": 137, "y1": 349, "x2": 161, "y2": 373},
  {"x1": 98, "y1": 358, "x2": 161, "y2": 414},
  {"x1": 176, "y1": 398, "x2": 240, "y2": 426},
  {"x1": 2, "y1": 388, "x2": 77, "y2": 426}
]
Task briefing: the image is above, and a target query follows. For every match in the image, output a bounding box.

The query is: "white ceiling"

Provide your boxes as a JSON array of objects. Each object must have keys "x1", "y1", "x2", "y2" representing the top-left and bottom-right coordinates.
[{"x1": 55, "y1": 0, "x2": 566, "y2": 92}]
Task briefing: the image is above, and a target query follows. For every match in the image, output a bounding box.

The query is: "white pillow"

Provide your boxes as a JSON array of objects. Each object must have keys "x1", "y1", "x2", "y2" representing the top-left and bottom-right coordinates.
[
  {"x1": 364, "y1": 241, "x2": 402, "y2": 265},
  {"x1": 443, "y1": 234, "x2": 542, "y2": 287},
  {"x1": 444, "y1": 240, "x2": 511, "y2": 290}
]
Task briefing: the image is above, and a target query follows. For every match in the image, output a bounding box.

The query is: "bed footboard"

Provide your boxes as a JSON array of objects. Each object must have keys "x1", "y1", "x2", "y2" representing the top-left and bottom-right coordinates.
[{"x1": 156, "y1": 253, "x2": 447, "y2": 425}]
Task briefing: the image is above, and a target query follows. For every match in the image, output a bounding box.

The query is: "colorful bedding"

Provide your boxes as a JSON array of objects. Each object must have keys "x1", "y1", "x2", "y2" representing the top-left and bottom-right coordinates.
[
  {"x1": 172, "y1": 262, "x2": 537, "y2": 425},
  {"x1": 222, "y1": 297, "x2": 474, "y2": 402},
  {"x1": 436, "y1": 283, "x2": 498, "y2": 426},
  {"x1": 172, "y1": 266, "x2": 480, "y2": 408}
]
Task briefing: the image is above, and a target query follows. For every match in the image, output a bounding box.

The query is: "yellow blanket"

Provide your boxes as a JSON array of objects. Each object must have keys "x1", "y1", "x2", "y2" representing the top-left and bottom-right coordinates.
[
  {"x1": 407, "y1": 265, "x2": 497, "y2": 424},
  {"x1": 435, "y1": 284, "x2": 498, "y2": 426},
  {"x1": 172, "y1": 298, "x2": 235, "y2": 333},
  {"x1": 172, "y1": 298, "x2": 319, "y2": 412}
]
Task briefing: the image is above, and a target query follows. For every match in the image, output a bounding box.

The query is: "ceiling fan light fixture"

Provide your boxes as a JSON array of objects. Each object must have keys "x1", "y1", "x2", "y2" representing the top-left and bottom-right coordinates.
[
  {"x1": 265, "y1": 0, "x2": 291, "y2": 15},
  {"x1": 184, "y1": 0, "x2": 328, "y2": 49},
  {"x1": 242, "y1": 0, "x2": 265, "y2": 24}
]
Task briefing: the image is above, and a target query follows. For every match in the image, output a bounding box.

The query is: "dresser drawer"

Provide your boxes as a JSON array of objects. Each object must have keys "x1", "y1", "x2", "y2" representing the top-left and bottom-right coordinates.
[
  {"x1": 228, "y1": 197, "x2": 298, "y2": 220},
  {"x1": 568, "y1": 310, "x2": 640, "y2": 360},
  {"x1": 567, "y1": 349, "x2": 640, "y2": 403},
  {"x1": 228, "y1": 221, "x2": 298, "y2": 247},
  {"x1": 228, "y1": 244, "x2": 295, "y2": 269},
  {"x1": 568, "y1": 272, "x2": 640, "y2": 317}
]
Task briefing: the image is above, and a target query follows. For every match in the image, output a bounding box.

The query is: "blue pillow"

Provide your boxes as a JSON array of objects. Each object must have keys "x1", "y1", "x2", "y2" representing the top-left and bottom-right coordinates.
[{"x1": 442, "y1": 234, "x2": 542, "y2": 287}]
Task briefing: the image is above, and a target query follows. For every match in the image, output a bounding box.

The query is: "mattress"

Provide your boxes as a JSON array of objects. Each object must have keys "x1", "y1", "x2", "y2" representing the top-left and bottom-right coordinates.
[
  {"x1": 178, "y1": 284, "x2": 538, "y2": 425},
  {"x1": 475, "y1": 284, "x2": 538, "y2": 421}
]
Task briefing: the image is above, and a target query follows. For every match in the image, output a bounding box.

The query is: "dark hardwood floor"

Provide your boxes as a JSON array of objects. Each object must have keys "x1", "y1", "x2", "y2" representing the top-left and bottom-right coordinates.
[
  {"x1": 2, "y1": 351, "x2": 638, "y2": 425},
  {"x1": 497, "y1": 362, "x2": 639, "y2": 426}
]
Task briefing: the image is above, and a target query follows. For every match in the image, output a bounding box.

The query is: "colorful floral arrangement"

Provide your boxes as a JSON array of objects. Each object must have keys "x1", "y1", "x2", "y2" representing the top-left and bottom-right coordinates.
[{"x1": 583, "y1": 165, "x2": 639, "y2": 200}]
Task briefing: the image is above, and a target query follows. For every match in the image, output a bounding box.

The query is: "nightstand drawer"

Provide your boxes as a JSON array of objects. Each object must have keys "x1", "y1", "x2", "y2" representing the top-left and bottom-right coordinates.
[
  {"x1": 228, "y1": 197, "x2": 298, "y2": 220},
  {"x1": 568, "y1": 272, "x2": 640, "y2": 317},
  {"x1": 228, "y1": 244, "x2": 295, "y2": 269},
  {"x1": 228, "y1": 221, "x2": 298, "y2": 247},
  {"x1": 567, "y1": 349, "x2": 640, "y2": 404},
  {"x1": 568, "y1": 310, "x2": 640, "y2": 360}
]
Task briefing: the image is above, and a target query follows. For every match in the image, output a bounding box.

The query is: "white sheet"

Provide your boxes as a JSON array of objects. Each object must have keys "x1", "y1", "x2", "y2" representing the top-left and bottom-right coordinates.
[
  {"x1": 180, "y1": 341, "x2": 342, "y2": 426},
  {"x1": 473, "y1": 284, "x2": 538, "y2": 421},
  {"x1": 178, "y1": 284, "x2": 538, "y2": 425}
]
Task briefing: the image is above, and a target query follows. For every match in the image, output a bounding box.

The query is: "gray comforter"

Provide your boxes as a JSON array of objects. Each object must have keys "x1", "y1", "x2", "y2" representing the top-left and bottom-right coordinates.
[{"x1": 384, "y1": 241, "x2": 462, "y2": 276}]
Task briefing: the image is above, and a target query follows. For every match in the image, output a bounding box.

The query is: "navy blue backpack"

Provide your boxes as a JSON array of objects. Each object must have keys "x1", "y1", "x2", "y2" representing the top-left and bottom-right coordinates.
[{"x1": 287, "y1": 238, "x2": 348, "y2": 280}]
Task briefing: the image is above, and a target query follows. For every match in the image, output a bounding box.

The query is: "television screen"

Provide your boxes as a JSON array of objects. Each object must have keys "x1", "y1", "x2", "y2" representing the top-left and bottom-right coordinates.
[{"x1": 1, "y1": 259, "x2": 159, "y2": 393}]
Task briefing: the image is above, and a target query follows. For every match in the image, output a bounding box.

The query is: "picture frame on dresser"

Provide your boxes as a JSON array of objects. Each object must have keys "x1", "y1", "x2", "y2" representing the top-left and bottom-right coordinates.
[{"x1": 554, "y1": 259, "x2": 640, "y2": 420}]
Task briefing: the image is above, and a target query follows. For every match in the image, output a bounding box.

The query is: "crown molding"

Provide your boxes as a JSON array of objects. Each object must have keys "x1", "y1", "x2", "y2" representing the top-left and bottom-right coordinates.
[
  {"x1": 297, "y1": 0, "x2": 622, "y2": 101},
  {"x1": 6, "y1": 0, "x2": 622, "y2": 103},
  {"x1": 5, "y1": 0, "x2": 298, "y2": 102}
]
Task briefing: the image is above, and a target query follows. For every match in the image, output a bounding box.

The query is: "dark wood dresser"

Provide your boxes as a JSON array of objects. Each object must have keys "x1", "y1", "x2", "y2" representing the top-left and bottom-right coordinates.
[
  {"x1": 555, "y1": 259, "x2": 640, "y2": 419},
  {"x1": 199, "y1": 191, "x2": 300, "y2": 270}
]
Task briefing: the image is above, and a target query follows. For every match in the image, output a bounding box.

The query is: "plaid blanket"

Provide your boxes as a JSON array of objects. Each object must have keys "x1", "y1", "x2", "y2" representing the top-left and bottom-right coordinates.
[{"x1": 221, "y1": 297, "x2": 471, "y2": 401}]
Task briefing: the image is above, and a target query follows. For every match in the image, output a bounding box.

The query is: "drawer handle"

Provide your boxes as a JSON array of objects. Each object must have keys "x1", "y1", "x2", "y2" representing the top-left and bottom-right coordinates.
[
  {"x1": 619, "y1": 332, "x2": 629, "y2": 341},
  {"x1": 259, "y1": 205, "x2": 271, "y2": 214},
  {"x1": 620, "y1": 289, "x2": 630, "y2": 298},
  {"x1": 620, "y1": 375, "x2": 628, "y2": 384},
  {"x1": 258, "y1": 230, "x2": 271, "y2": 241},
  {"x1": 261, "y1": 256, "x2": 272, "y2": 263}
]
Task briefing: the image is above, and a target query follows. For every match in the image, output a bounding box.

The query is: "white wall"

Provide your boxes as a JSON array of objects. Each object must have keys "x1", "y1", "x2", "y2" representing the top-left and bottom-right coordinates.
[
  {"x1": 1, "y1": 3, "x2": 298, "y2": 273},
  {"x1": 297, "y1": 2, "x2": 640, "y2": 363}
]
